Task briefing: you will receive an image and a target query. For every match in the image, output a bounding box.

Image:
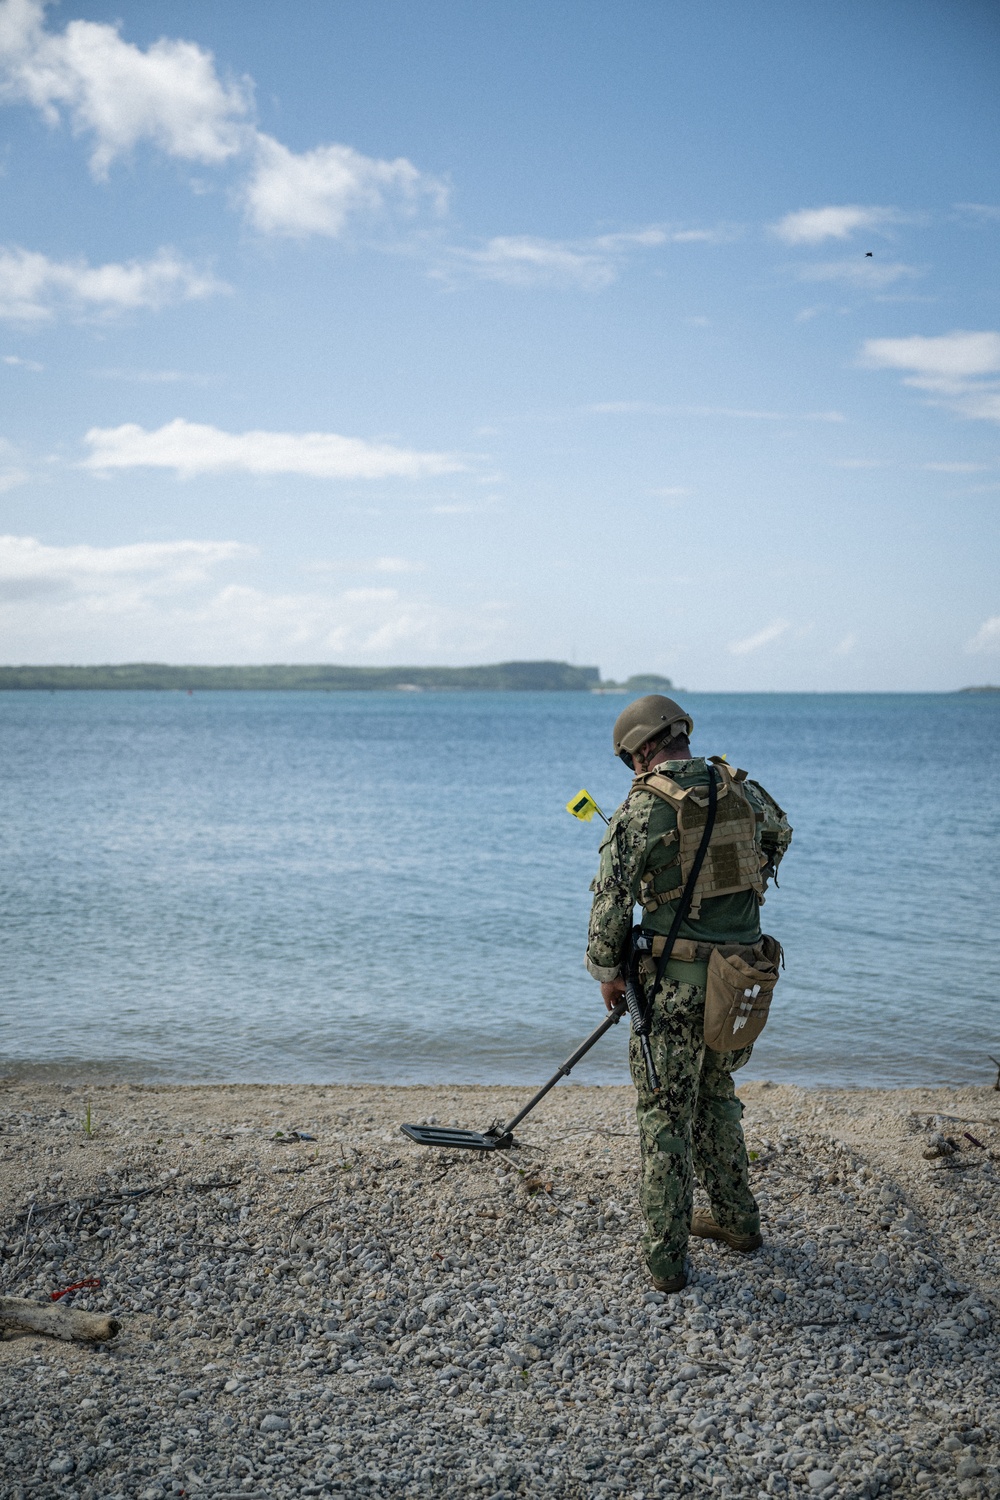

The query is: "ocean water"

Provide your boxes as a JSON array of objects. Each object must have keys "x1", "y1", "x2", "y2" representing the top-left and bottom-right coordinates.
[{"x1": 1, "y1": 690, "x2": 998, "y2": 1090}]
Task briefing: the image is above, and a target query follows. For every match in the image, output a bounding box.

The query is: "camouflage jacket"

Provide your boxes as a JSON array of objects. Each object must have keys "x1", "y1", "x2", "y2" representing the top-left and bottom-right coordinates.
[{"x1": 585, "y1": 756, "x2": 792, "y2": 982}]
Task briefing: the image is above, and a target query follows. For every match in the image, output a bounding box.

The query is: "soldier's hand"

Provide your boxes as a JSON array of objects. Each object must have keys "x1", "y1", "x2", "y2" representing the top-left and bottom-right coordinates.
[{"x1": 601, "y1": 978, "x2": 627, "y2": 1012}]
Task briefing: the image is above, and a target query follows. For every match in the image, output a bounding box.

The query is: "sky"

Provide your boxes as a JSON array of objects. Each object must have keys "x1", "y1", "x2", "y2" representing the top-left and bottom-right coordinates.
[{"x1": 0, "y1": 0, "x2": 998, "y2": 689}]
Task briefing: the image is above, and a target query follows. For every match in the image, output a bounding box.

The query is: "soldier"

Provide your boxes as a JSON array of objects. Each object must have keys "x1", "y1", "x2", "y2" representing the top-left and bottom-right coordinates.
[{"x1": 586, "y1": 695, "x2": 792, "y2": 1293}]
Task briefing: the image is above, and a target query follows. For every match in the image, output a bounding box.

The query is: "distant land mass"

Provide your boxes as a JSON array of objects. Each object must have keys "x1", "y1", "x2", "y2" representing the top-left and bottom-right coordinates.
[
  {"x1": 958, "y1": 684, "x2": 1000, "y2": 692},
  {"x1": 0, "y1": 661, "x2": 675, "y2": 693}
]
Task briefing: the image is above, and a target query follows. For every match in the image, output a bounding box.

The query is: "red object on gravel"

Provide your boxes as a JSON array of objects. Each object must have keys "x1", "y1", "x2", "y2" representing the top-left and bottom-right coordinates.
[{"x1": 49, "y1": 1278, "x2": 102, "y2": 1302}]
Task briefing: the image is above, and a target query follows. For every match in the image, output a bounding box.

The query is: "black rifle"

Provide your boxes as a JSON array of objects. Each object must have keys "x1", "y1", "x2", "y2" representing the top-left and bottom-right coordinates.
[{"x1": 624, "y1": 933, "x2": 660, "y2": 1093}]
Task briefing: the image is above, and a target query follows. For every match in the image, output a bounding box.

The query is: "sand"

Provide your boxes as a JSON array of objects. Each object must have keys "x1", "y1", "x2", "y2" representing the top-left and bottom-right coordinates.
[{"x1": 1, "y1": 1076, "x2": 998, "y2": 1499}]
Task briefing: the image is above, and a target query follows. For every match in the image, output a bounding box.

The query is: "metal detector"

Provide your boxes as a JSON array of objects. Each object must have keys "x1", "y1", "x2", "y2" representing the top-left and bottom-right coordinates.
[{"x1": 400, "y1": 999, "x2": 628, "y2": 1152}]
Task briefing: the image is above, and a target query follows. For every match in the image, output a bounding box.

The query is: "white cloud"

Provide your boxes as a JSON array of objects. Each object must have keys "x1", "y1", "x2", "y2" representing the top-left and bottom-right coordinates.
[
  {"x1": 795, "y1": 258, "x2": 920, "y2": 289},
  {"x1": 435, "y1": 224, "x2": 713, "y2": 289},
  {"x1": 948, "y1": 391, "x2": 1000, "y2": 423},
  {"x1": 0, "y1": 533, "x2": 250, "y2": 601},
  {"x1": 175, "y1": 583, "x2": 487, "y2": 660},
  {"x1": 3, "y1": 351, "x2": 43, "y2": 368},
  {"x1": 670, "y1": 229, "x2": 726, "y2": 244},
  {"x1": 0, "y1": 245, "x2": 226, "y2": 321},
  {"x1": 593, "y1": 228, "x2": 669, "y2": 250},
  {"x1": 591, "y1": 225, "x2": 735, "y2": 250},
  {"x1": 440, "y1": 235, "x2": 618, "y2": 290},
  {"x1": 243, "y1": 132, "x2": 447, "y2": 238},
  {"x1": 0, "y1": 2, "x2": 443, "y2": 242},
  {"x1": 861, "y1": 330, "x2": 1000, "y2": 425},
  {"x1": 966, "y1": 616, "x2": 1000, "y2": 654},
  {"x1": 0, "y1": 4, "x2": 733, "y2": 269},
  {"x1": 80, "y1": 418, "x2": 464, "y2": 480},
  {"x1": 728, "y1": 618, "x2": 790, "y2": 656},
  {"x1": 0, "y1": 0, "x2": 249, "y2": 177},
  {"x1": 0, "y1": 533, "x2": 249, "y2": 578},
  {"x1": 832, "y1": 633, "x2": 856, "y2": 656},
  {"x1": 772, "y1": 204, "x2": 908, "y2": 245},
  {"x1": 649, "y1": 485, "x2": 692, "y2": 499},
  {"x1": 0, "y1": 531, "x2": 501, "y2": 662},
  {"x1": 862, "y1": 331, "x2": 1000, "y2": 382}
]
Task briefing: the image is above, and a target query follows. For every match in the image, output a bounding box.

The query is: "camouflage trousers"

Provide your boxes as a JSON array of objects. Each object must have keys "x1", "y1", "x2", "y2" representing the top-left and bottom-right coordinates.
[{"x1": 629, "y1": 970, "x2": 758, "y2": 1282}]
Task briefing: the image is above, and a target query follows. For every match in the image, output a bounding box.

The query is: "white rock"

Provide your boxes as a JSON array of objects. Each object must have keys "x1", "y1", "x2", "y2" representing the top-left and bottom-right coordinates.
[
  {"x1": 421, "y1": 1292, "x2": 450, "y2": 1320},
  {"x1": 260, "y1": 1413, "x2": 290, "y2": 1432}
]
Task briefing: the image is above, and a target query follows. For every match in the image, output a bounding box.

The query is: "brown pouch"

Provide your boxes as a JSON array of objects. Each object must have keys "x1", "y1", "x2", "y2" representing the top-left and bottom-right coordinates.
[{"x1": 704, "y1": 940, "x2": 781, "y2": 1052}]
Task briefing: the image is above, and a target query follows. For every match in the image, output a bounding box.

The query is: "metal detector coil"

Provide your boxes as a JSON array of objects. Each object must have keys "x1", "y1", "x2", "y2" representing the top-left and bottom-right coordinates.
[
  {"x1": 400, "y1": 1000, "x2": 626, "y2": 1153},
  {"x1": 399, "y1": 1123, "x2": 512, "y2": 1151}
]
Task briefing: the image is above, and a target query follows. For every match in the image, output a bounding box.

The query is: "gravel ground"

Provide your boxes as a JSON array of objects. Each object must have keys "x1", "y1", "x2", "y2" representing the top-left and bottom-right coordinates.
[{"x1": 1, "y1": 1076, "x2": 998, "y2": 1500}]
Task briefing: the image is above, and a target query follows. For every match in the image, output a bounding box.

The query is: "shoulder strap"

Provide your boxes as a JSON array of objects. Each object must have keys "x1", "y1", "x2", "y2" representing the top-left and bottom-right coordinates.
[
  {"x1": 710, "y1": 755, "x2": 748, "y2": 784},
  {"x1": 631, "y1": 769, "x2": 689, "y2": 803},
  {"x1": 648, "y1": 766, "x2": 719, "y2": 999}
]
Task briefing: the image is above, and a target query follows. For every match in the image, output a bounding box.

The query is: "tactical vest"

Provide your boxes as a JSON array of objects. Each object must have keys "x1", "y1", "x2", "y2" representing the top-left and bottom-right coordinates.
[{"x1": 631, "y1": 757, "x2": 765, "y2": 922}]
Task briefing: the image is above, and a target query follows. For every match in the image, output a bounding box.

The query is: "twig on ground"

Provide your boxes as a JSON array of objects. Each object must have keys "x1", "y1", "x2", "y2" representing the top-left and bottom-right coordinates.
[
  {"x1": 548, "y1": 1128, "x2": 635, "y2": 1140},
  {"x1": 7, "y1": 1201, "x2": 36, "y2": 1286},
  {"x1": 288, "y1": 1198, "x2": 342, "y2": 1244}
]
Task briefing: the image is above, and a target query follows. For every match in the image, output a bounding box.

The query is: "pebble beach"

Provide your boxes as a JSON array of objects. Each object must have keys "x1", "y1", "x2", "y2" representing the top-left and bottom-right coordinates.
[{"x1": 1, "y1": 1077, "x2": 998, "y2": 1500}]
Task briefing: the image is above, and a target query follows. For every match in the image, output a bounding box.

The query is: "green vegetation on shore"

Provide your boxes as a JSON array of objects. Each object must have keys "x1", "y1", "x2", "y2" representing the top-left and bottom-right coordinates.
[{"x1": 0, "y1": 661, "x2": 676, "y2": 692}]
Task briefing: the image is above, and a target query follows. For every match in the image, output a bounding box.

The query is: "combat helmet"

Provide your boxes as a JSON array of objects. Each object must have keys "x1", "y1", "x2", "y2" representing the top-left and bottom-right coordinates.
[{"x1": 613, "y1": 694, "x2": 693, "y2": 767}]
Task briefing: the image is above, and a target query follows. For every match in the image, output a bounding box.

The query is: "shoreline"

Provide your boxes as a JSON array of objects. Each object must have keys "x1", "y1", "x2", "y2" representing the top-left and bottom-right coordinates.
[
  {"x1": 3, "y1": 1067, "x2": 997, "y2": 1092},
  {"x1": 2, "y1": 1079, "x2": 997, "y2": 1498}
]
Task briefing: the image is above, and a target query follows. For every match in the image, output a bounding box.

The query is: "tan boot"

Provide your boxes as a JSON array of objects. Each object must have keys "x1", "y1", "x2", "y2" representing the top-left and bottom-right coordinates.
[
  {"x1": 690, "y1": 1210, "x2": 762, "y2": 1253},
  {"x1": 650, "y1": 1269, "x2": 687, "y2": 1294}
]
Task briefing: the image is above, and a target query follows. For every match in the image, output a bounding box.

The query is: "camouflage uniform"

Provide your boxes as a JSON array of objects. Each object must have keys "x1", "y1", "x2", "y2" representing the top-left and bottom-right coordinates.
[{"x1": 586, "y1": 757, "x2": 792, "y2": 1282}]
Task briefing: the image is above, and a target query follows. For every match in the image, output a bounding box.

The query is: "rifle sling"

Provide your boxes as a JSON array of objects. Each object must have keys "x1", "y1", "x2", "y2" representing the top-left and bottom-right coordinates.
[{"x1": 647, "y1": 766, "x2": 719, "y2": 1002}]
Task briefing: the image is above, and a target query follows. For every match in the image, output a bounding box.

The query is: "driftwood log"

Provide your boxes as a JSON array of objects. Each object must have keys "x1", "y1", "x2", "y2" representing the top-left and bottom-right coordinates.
[{"x1": 0, "y1": 1295, "x2": 119, "y2": 1343}]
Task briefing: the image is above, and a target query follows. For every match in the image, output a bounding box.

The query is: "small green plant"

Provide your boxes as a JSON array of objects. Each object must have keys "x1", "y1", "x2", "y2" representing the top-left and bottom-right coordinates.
[{"x1": 83, "y1": 1102, "x2": 93, "y2": 1138}]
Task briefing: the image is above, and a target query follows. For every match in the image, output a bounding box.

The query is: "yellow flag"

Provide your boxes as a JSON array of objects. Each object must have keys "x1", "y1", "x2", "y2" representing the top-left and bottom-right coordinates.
[{"x1": 566, "y1": 789, "x2": 607, "y2": 824}]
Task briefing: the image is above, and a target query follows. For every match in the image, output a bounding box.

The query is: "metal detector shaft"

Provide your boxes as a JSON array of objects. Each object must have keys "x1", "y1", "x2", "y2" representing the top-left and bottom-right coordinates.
[{"x1": 499, "y1": 1000, "x2": 627, "y2": 1137}]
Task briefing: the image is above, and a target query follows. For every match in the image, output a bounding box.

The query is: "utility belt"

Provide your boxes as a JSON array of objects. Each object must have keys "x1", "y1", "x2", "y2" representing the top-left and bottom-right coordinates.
[
  {"x1": 633, "y1": 929, "x2": 784, "y2": 1052},
  {"x1": 637, "y1": 932, "x2": 776, "y2": 966}
]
